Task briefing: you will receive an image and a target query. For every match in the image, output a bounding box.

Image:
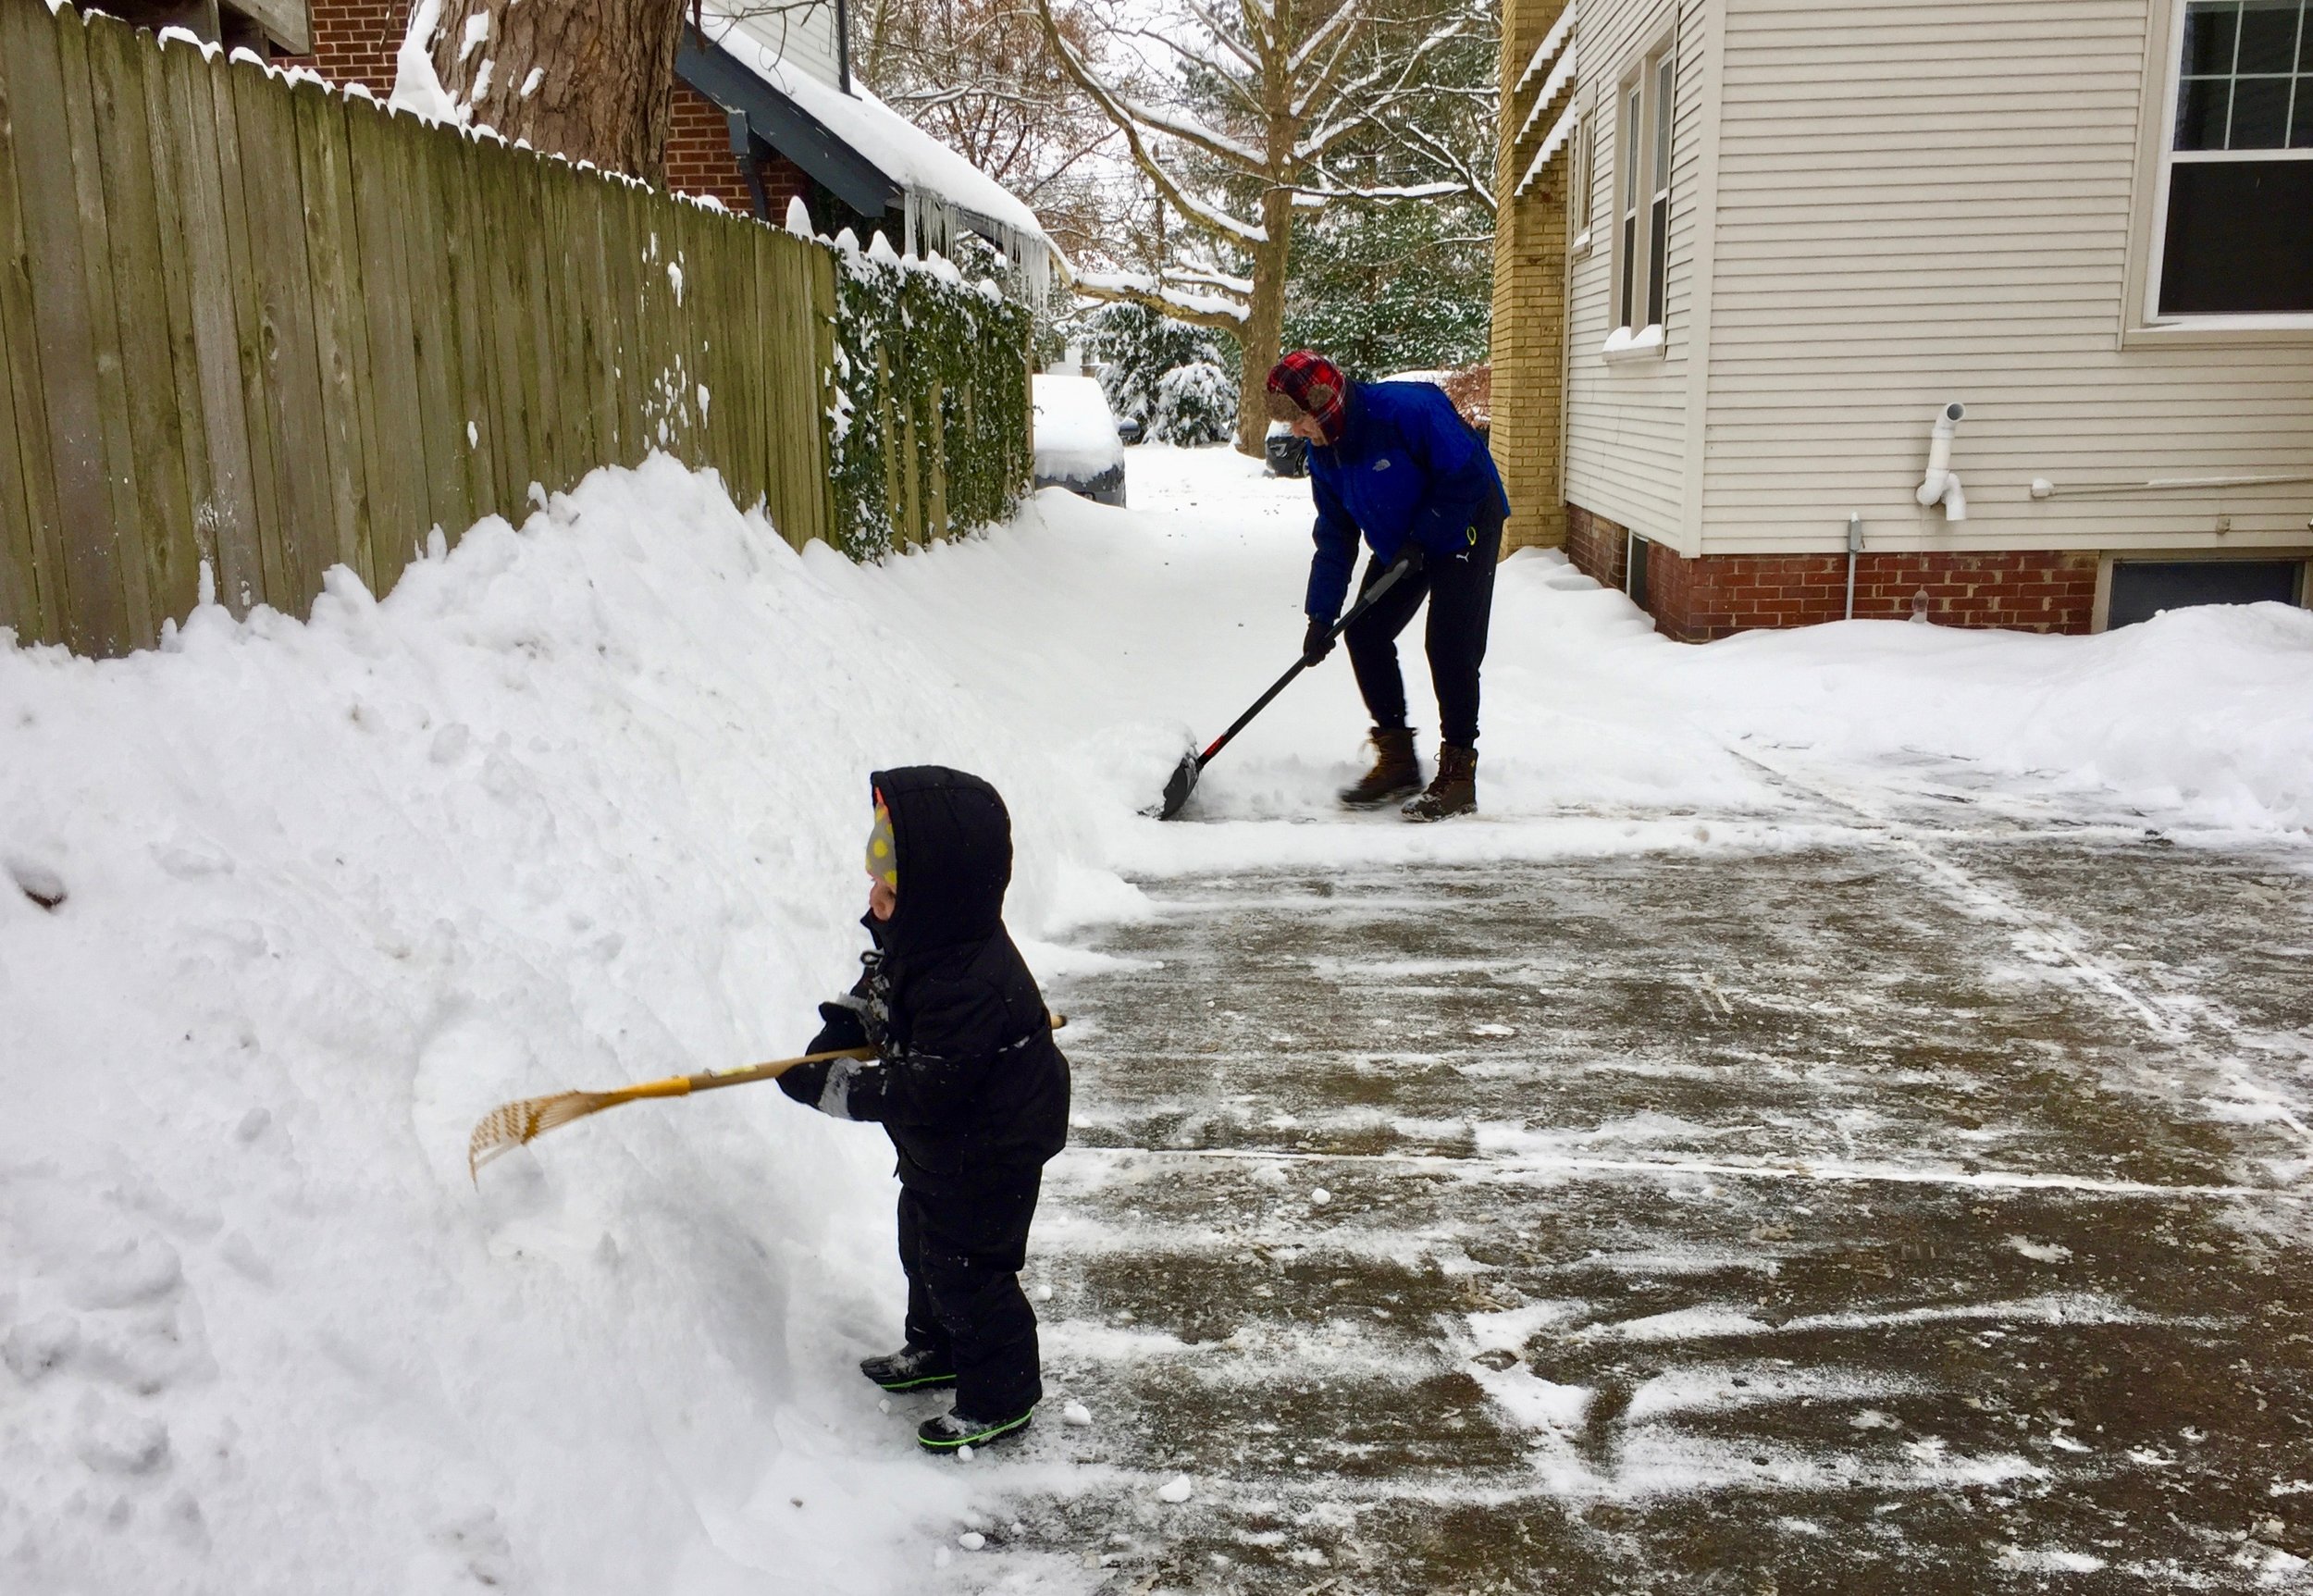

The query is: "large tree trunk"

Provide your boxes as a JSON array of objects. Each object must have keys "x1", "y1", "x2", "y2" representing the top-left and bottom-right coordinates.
[
  {"x1": 424, "y1": 0, "x2": 690, "y2": 184},
  {"x1": 1232, "y1": 187, "x2": 1294, "y2": 457}
]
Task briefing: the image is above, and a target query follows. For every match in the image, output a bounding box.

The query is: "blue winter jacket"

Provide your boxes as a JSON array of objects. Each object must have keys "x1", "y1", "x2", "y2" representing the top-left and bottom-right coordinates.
[{"x1": 1304, "y1": 380, "x2": 1511, "y2": 623}]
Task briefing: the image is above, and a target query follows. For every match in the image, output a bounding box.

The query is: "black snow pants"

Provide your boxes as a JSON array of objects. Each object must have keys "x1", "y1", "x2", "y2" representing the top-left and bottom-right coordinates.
[
  {"x1": 897, "y1": 1178, "x2": 1043, "y2": 1420},
  {"x1": 1344, "y1": 501, "x2": 1505, "y2": 750}
]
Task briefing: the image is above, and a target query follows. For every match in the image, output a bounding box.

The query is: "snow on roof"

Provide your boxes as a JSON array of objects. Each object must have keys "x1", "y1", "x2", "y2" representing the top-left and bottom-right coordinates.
[{"x1": 700, "y1": 1, "x2": 1052, "y2": 252}]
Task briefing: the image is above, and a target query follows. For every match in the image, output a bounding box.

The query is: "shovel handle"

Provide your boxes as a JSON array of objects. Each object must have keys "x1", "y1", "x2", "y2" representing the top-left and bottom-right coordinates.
[{"x1": 1198, "y1": 553, "x2": 1418, "y2": 767}]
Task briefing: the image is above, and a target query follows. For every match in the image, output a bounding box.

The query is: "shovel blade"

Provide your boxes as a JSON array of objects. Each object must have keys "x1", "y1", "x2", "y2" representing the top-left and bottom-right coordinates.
[{"x1": 1146, "y1": 750, "x2": 1201, "y2": 821}]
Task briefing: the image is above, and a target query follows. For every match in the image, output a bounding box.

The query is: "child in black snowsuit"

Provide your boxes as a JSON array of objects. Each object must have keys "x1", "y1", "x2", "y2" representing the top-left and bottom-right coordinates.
[{"x1": 778, "y1": 766, "x2": 1070, "y2": 1454}]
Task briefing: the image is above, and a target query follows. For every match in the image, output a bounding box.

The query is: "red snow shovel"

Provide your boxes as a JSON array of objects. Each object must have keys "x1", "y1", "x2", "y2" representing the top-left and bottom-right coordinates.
[{"x1": 1150, "y1": 553, "x2": 1420, "y2": 820}]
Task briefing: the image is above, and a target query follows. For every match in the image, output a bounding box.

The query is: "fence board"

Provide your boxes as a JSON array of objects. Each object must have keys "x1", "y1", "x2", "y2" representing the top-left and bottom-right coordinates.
[
  {"x1": 430, "y1": 130, "x2": 492, "y2": 525},
  {"x1": 0, "y1": 307, "x2": 35, "y2": 640},
  {"x1": 809, "y1": 243, "x2": 837, "y2": 550},
  {"x1": 230, "y1": 50, "x2": 334, "y2": 613},
  {"x1": 727, "y1": 222, "x2": 760, "y2": 505},
  {"x1": 140, "y1": 33, "x2": 216, "y2": 609},
  {"x1": 756, "y1": 228, "x2": 788, "y2": 541},
  {"x1": 557, "y1": 162, "x2": 609, "y2": 478},
  {"x1": 7, "y1": 2, "x2": 127, "y2": 654},
  {"x1": 289, "y1": 75, "x2": 370, "y2": 588},
  {"x1": 476, "y1": 140, "x2": 532, "y2": 513},
  {"x1": 515, "y1": 152, "x2": 562, "y2": 501},
  {"x1": 178, "y1": 41, "x2": 268, "y2": 615},
  {"x1": 343, "y1": 93, "x2": 426, "y2": 593},
  {"x1": 389, "y1": 105, "x2": 465, "y2": 546},
  {"x1": 87, "y1": 17, "x2": 200, "y2": 628},
  {"x1": 0, "y1": 5, "x2": 62, "y2": 644},
  {"x1": 62, "y1": 10, "x2": 159, "y2": 648},
  {"x1": 513, "y1": 150, "x2": 554, "y2": 507}
]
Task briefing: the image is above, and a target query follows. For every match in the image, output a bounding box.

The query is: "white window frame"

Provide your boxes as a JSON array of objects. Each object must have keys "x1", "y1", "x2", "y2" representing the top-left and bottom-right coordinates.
[
  {"x1": 1604, "y1": 39, "x2": 1675, "y2": 361},
  {"x1": 1614, "y1": 80, "x2": 1644, "y2": 331},
  {"x1": 1570, "y1": 111, "x2": 1596, "y2": 255},
  {"x1": 2142, "y1": 0, "x2": 2313, "y2": 332}
]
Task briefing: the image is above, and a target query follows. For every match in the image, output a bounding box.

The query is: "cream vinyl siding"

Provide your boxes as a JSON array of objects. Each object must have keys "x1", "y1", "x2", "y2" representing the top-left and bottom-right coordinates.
[
  {"x1": 1563, "y1": 0, "x2": 1713, "y2": 549},
  {"x1": 740, "y1": 0, "x2": 846, "y2": 89},
  {"x1": 1698, "y1": 0, "x2": 2313, "y2": 555}
]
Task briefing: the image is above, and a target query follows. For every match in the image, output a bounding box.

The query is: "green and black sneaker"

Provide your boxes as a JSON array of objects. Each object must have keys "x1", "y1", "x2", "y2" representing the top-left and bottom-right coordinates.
[
  {"x1": 916, "y1": 1406, "x2": 1033, "y2": 1454},
  {"x1": 859, "y1": 1346, "x2": 956, "y2": 1392}
]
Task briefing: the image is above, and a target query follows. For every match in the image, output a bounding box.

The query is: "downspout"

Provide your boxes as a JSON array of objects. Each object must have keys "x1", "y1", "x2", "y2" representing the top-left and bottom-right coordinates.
[
  {"x1": 724, "y1": 110, "x2": 773, "y2": 223},
  {"x1": 1916, "y1": 402, "x2": 1968, "y2": 521},
  {"x1": 1844, "y1": 513, "x2": 1861, "y2": 620}
]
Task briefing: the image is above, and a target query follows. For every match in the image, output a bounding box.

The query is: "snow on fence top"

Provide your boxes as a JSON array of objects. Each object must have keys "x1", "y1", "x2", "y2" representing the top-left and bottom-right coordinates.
[{"x1": 0, "y1": 0, "x2": 1031, "y2": 660}]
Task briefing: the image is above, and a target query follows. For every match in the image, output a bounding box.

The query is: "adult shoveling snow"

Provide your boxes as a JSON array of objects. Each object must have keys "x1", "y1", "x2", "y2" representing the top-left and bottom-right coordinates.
[{"x1": 1268, "y1": 351, "x2": 1511, "y2": 821}]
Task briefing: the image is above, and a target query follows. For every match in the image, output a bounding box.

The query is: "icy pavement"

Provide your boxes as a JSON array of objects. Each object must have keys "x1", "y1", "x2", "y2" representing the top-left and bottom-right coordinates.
[{"x1": 943, "y1": 769, "x2": 2313, "y2": 1591}]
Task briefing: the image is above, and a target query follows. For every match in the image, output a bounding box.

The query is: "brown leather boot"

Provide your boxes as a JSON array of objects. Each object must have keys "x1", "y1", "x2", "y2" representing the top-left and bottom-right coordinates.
[
  {"x1": 1337, "y1": 727, "x2": 1420, "y2": 809},
  {"x1": 1402, "y1": 743, "x2": 1477, "y2": 821}
]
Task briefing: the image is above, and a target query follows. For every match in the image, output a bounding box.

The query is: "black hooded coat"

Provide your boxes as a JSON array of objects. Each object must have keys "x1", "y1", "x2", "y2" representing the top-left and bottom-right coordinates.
[{"x1": 780, "y1": 767, "x2": 1070, "y2": 1196}]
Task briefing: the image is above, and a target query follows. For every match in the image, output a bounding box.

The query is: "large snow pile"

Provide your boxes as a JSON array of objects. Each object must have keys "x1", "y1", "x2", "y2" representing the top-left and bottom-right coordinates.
[{"x1": 0, "y1": 458, "x2": 1108, "y2": 1594}]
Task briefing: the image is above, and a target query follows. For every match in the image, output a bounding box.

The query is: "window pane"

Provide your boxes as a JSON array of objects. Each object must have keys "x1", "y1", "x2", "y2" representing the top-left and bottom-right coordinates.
[
  {"x1": 1620, "y1": 216, "x2": 1636, "y2": 327},
  {"x1": 2230, "y1": 74, "x2": 2293, "y2": 142},
  {"x1": 2182, "y1": 2, "x2": 2241, "y2": 74},
  {"x1": 2295, "y1": 79, "x2": 2313, "y2": 143},
  {"x1": 2235, "y1": 0, "x2": 2302, "y2": 71},
  {"x1": 1623, "y1": 90, "x2": 1641, "y2": 206},
  {"x1": 1647, "y1": 197, "x2": 1668, "y2": 325},
  {"x1": 1653, "y1": 59, "x2": 1674, "y2": 190},
  {"x1": 2160, "y1": 158, "x2": 2313, "y2": 313},
  {"x1": 2177, "y1": 77, "x2": 2233, "y2": 145}
]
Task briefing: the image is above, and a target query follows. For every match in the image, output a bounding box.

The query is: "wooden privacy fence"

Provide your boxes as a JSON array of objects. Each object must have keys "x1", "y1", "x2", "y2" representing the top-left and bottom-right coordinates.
[{"x1": 0, "y1": 0, "x2": 1029, "y2": 660}]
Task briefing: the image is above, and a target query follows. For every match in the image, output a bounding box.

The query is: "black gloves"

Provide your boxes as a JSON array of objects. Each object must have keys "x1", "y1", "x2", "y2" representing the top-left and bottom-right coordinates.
[
  {"x1": 811, "y1": 995, "x2": 884, "y2": 1054},
  {"x1": 1302, "y1": 615, "x2": 1337, "y2": 666},
  {"x1": 781, "y1": 997, "x2": 880, "y2": 1105}
]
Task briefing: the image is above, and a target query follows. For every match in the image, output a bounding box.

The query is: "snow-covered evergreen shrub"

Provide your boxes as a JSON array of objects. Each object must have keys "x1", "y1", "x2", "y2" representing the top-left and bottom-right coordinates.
[
  {"x1": 1151, "y1": 360, "x2": 1237, "y2": 446},
  {"x1": 1086, "y1": 303, "x2": 1227, "y2": 438}
]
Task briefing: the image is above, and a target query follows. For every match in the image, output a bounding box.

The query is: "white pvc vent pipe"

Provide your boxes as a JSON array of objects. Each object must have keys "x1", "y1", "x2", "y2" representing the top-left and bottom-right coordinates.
[{"x1": 1916, "y1": 402, "x2": 1968, "y2": 522}]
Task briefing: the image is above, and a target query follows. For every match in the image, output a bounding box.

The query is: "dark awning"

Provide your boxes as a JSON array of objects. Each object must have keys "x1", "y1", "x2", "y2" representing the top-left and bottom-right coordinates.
[{"x1": 674, "y1": 35, "x2": 898, "y2": 221}]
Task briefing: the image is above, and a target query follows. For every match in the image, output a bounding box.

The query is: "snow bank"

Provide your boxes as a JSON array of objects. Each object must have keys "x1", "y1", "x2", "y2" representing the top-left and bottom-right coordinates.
[{"x1": 0, "y1": 457, "x2": 1107, "y2": 1594}]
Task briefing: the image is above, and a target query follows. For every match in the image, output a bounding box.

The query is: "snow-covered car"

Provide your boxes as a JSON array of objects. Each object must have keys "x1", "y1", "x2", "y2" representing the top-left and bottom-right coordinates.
[
  {"x1": 1032, "y1": 374, "x2": 1126, "y2": 507},
  {"x1": 1264, "y1": 418, "x2": 1307, "y2": 478}
]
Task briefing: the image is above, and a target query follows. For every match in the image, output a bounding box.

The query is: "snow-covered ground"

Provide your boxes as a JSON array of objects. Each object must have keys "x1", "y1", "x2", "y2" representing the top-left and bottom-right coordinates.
[{"x1": 2, "y1": 443, "x2": 2308, "y2": 1593}]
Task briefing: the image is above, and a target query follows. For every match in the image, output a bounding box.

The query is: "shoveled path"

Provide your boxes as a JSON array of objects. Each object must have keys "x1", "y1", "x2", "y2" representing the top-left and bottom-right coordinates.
[{"x1": 955, "y1": 761, "x2": 2313, "y2": 1593}]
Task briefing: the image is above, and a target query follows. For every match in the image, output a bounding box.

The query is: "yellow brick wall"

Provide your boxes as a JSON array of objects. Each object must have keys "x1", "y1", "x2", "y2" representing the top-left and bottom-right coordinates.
[{"x1": 1490, "y1": 0, "x2": 1573, "y2": 554}]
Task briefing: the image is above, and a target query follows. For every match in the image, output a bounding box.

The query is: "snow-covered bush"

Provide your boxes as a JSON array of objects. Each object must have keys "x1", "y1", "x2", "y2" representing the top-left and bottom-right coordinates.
[
  {"x1": 1085, "y1": 302, "x2": 1229, "y2": 439},
  {"x1": 1151, "y1": 360, "x2": 1236, "y2": 446}
]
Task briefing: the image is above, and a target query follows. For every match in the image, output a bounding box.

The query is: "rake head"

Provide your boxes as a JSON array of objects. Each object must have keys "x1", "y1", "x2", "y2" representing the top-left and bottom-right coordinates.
[{"x1": 467, "y1": 1089, "x2": 625, "y2": 1182}]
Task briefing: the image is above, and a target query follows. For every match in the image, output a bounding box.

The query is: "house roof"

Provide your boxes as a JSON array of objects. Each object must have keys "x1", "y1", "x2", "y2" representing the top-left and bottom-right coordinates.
[{"x1": 680, "y1": 2, "x2": 1053, "y2": 257}]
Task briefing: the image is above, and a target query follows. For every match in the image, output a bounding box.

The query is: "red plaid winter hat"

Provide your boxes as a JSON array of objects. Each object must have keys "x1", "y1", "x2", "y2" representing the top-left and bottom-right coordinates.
[{"x1": 1265, "y1": 351, "x2": 1347, "y2": 442}]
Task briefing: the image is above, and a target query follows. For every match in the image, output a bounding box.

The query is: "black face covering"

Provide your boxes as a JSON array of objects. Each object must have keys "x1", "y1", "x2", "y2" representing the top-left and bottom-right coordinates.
[{"x1": 867, "y1": 766, "x2": 1013, "y2": 962}]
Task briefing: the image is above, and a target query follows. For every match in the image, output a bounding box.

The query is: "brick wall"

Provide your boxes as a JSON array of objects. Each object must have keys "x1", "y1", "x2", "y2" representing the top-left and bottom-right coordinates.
[
  {"x1": 666, "y1": 83, "x2": 760, "y2": 214},
  {"x1": 277, "y1": 0, "x2": 401, "y2": 88},
  {"x1": 1487, "y1": 0, "x2": 1573, "y2": 555},
  {"x1": 1565, "y1": 501, "x2": 2097, "y2": 639},
  {"x1": 1565, "y1": 501, "x2": 1626, "y2": 591}
]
